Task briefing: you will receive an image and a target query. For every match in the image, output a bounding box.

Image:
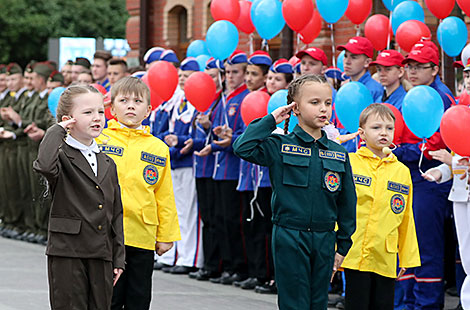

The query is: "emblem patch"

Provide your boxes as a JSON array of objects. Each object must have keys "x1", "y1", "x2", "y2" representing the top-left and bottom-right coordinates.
[
  {"x1": 143, "y1": 165, "x2": 158, "y2": 185},
  {"x1": 319, "y1": 149, "x2": 345, "y2": 162},
  {"x1": 325, "y1": 171, "x2": 341, "y2": 192},
  {"x1": 387, "y1": 181, "x2": 409, "y2": 195},
  {"x1": 354, "y1": 174, "x2": 371, "y2": 186},
  {"x1": 141, "y1": 151, "x2": 166, "y2": 167},
  {"x1": 281, "y1": 144, "x2": 311, "y2": 156},
  {"x1": 390, "y1": 194, "x2": 405, "y2": 214},
  {"x1": 99, "y1": 145, "x2": 124, "y2": 156},
  {"x1": 228, "y1": 106, "x2": 237, "y2": 116}
]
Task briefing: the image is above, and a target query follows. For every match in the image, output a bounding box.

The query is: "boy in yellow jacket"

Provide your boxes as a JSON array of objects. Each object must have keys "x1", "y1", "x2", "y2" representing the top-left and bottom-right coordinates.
[
  {"x1": 341, "y1": 104, "x2": 420, "y2": 310},
  {"x1": 96, "y1": 77, "x2": 181, "y2": 310}
]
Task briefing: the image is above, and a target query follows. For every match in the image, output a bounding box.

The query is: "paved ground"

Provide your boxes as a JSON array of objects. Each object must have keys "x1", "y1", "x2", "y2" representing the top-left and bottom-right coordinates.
[{"x1": 0, "y1": 237, "x2": 460, "y2": 309}]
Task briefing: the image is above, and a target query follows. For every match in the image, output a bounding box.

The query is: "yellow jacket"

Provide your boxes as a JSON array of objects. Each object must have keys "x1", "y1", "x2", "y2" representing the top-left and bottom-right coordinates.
[
  {"x1": 96, "y1": 120, "x2": 181, "y2": 250},
  {"x1": 342, "y1": 147, "x2": 420, "y2": 278}
]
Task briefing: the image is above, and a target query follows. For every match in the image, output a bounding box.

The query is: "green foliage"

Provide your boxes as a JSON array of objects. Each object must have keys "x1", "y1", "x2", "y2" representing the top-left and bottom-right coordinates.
[{"x1": 0, "y1": 0, "x2": 128, "y2": 66}]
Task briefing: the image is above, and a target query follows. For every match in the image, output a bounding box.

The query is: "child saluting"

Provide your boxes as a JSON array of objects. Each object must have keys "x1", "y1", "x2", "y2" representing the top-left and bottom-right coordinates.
[{"x1": 233, "y1": 74, "x2": 356, "y2": 309}]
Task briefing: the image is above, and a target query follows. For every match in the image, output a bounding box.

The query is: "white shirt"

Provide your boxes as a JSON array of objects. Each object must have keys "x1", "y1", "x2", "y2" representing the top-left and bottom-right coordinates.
[{"x1": 65, "y1": 135, "x2": 100, "y2": 176}]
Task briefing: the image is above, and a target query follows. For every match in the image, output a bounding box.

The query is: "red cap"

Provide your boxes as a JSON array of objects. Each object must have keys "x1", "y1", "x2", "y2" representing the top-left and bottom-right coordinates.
[
  {"x1": 337, "y1": 37, "x2": 374, "y2": 58},
  {"x1": 370, "y1": 50, "x2": 405, "y2": 67},
  {"x1": 453, "y1": 60, "x2": 464, "y2": 69},
  {"x1": 295, "y1": 47, "x2": 328, "y2": 66},
  {"x1": 403, "y1": 41, "x2": 439, "y2": 66}
]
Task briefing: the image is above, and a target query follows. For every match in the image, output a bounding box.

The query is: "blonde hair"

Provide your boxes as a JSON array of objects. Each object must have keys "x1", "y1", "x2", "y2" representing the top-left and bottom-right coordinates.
[
  {"x1": 56, "y1": 85, "x2": 101, "y2": 122},
  {"x1": 111, "y1": 76, "x2": 151, "y2": 105},
  {"x1": 359, "y1": 103, "x2": 395, "y2": 128}
]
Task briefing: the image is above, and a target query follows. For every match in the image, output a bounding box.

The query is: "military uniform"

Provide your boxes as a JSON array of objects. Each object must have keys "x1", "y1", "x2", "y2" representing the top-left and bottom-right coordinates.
[
  {"x1": 233, "y1": 114, "x2": 357, "y2": 309},
  {"x1": 0, "y1": 65, "x2": 9, "y2": 229}
]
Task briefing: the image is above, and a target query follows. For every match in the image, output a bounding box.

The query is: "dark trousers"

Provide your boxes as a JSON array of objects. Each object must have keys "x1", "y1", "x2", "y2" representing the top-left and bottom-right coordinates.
[
  {"x1": 214, "y1": 180, "x2": 247, "y2": 274},
  {"x1": 112, "y1": 245, "x2": 154, "y2": 310},
  {"x1": 48, "y1": 255, "x2": 113, "y2": 310},
  {"x1": 240, "y1": 188, "x2": 273, "y2": 280},
  {"x1": 17, "y1": 141, "x2": 34, "y2": 232},
  {"x1": 344, "y1": 268, "x2": 395, "y2": 310},
  {"x1": 196, "y1": 177, "x2": 220, "y2": 272},
  {"x1": 4, "y1": 141, "x2": 23, "y2": 230}
]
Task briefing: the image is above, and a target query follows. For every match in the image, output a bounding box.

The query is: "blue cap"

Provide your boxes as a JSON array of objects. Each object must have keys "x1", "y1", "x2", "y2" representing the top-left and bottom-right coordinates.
[
  {"x1": 270, "y1": 59, "x2": 293, "y2": 74},
  {"x1": 325, "y1": 67, "x2": 345, "y2": 81},
  {"x1": 180, "y1": 57, "x2": 200, "y2": 71},
  {"x1": 294, "y1": 62, "x2": 301, "y2": 74},
  {"x1": 159, "y1": 49, "x2": 179, "y2": 63},
  {"x1": 143, "y1": 47, "x2": 164, "y2": 64},
  {"x1": 248, "y1": 51, "x2": 272, "y2": 66},
  {"x1": 205, "y1": 57, "x2": 225, "y2": 72},
  {"x1": 226, "y1": 50, "x2": 248, "y2": 65},
  {"x1": 131, "y1": 71, "x2": 146, "y2": 79}
]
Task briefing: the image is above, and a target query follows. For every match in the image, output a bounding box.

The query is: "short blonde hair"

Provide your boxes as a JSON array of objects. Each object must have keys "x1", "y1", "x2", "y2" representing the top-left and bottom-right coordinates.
[
  {"x1": 359, "y1": 103, "x2": 395, "y2": 128},
  {"x1": 111, "y1": 76, "x2": 151, "y2": 105}
]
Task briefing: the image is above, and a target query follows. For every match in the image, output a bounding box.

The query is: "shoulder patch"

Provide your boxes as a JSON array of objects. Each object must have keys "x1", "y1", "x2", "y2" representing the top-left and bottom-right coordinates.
[
  {"x1": 141, "y1": 151, "x2": 166, "y2": 167},
  {"x1": 281, "y1": 144, "x2": 311, "y2": 156},
  {"x1": 319, "y1": 149, "x2": 346, "y2": 162},
  {"x1": 387, "y1": 181, "x2": 410, "y2": 195},
  {"x1": 353, "y1": 174, "x2": 372, "y2": 186},
  {"x1": 99, "y1": 145, "x2": 124, "y2": 156},
  {"x1": 143, "y1": 165, "x2": 159, "y2": 185},
  {"x1": 390, "y1": 194, "x2": 405, "y2": 214},
  {"x1": 325, "y1": 171, "x2": 341, "y2": 192}
]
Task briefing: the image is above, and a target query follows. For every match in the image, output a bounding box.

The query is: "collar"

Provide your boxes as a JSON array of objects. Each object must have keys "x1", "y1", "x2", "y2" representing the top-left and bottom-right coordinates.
[
  {"x1": 39, "y1": 89, "x2": 48, "y2": 99},
  {"x1": 358, "y1": 71, "x2": 371, "y2": 83},
  {"x1": 15, "y1": 87, "x2": 28, "y2": 100},
  {"x1": 0, "y1": 88, "x2": 9, "y2": 100},
  {"x1": 118, "y1": 121, "x2": 143, "y2": 130},
  {"x1": 27, "y1": 90, "x2": 36, "y2": 98},
  {"x1": 292, "y1": 125, "x2": 329, "y2": 148},
  {"x1": 65, "y1": 134, "x2": 100, "y2": 153},
  {"x1": 106, "y1": 119, "x2": 152, "y2": 136},
  {"x1": 226, "y1": 84, "x2": 248, "y2": 101},
  {"x1": 356, "y1": 146, "x2": 396, "y2": 162}
]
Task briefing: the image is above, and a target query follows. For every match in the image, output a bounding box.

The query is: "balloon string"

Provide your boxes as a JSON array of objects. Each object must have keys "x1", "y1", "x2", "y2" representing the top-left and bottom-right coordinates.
[
  {"x1": 261, "y1": 39, "x2": 269, "y2": 52},
  {"x1": 218, "y1": 70, "x2": 229, "y2": 126},
  {"x1": 249, "y1": 33, "x2": 254, "y2": 55},
  {"x1": 418, "y1": 140, "x2": 427, "y2": 175},
  {"x1": 355, "y1": 25, "x2": 360, "y2": 37},
  {"x1": 296, "y1": 33, "x2": 300, "y2": 54},
  {"x1": 439, "y1": 19, "x2": 445, "y2": 84},
  {"x1": 330, "y1": 23, "x2": 336, "y2": 68},
  {"x1": 454, "y1": 57, "x2": 458, "y2": 94},
  {"x1": 387, "y1": 6, "x2": 392, "y2": 50}
]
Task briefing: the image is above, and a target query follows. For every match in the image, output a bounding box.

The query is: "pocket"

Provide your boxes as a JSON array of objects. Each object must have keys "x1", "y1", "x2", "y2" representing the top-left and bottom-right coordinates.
[
  {"x1": 141, "y1": 206, "x2": 159, "y2": 226},
  {"x1": 322, "y1": 160, "x2": 345, "y2": 192},
  {"x1": 386, "y1": 234, "x2": 398, "y2": 253},
  {"x1": 49, "y1": 217, "x2": 81, "y2": 234},
  {"x1": 282, "y1": 155, "x2": 310, "y2": 187}
]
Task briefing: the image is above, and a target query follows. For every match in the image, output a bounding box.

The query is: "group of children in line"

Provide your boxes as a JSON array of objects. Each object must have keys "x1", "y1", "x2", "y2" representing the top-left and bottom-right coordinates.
[{"x1": 1, "y1": 34, "x2": 470, "y2": 310}]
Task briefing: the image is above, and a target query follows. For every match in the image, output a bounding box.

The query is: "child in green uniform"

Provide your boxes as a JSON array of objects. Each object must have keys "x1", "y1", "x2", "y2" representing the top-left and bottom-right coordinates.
[{"x1": 233, "y1": 74, "x2": 357, "y2": 309}]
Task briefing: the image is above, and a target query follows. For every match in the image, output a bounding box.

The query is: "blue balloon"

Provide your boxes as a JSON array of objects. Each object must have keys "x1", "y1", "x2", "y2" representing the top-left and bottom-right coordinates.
[
  {"x1": 337, "y1": 50, "x2": 345, "y2": 72},
  {"x1": 48, "y1": 87, "x2": 66, "y2": 118},
  {"x1": 402, "y1": 86, "x2": 444, "y2": 139},
  {"x1": 391, "y1": 1, "x2": 424, "y2": 34},
  {"x1": 187, "y1": 40, "x2": 209, "y2": 58},
  {"x1": 382, "y1": 0, "x2": 406, "y2": 11},
  {"x1": 206, "y1": 21, "x2": 239, "y2": 60},
  {"x1": 251, "y1": 0, "x2": 285, "y2": 40},
  {"x1": 437, "y1": 17, "x2": 468, "y2": 57},
  {"x1": 195, "y1": 54, "x2": 211, "y2": 72},
  {"x1": 316, "y1": 0, "x2": 349, "y2": 24},
  {"x1": 267, "y1": 89, "x2": 298, "y2": 131},
  {"x1": 335, "y1": 82, "x2": 373, "y2": 132}
]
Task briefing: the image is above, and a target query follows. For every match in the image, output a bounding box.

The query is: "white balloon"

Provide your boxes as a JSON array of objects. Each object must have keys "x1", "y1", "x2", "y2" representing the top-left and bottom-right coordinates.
[{"x1": 461, "y1": 43, "x2": 470, "y2": 67}]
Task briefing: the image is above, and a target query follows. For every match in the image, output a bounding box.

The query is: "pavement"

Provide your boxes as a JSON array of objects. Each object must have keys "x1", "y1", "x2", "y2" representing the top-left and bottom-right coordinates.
[{"x1": 0, "y1": 236, "x2": 460, "y2": 309}]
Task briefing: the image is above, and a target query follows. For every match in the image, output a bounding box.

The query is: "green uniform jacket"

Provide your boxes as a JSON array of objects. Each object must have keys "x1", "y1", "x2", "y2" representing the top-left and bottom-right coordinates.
[{"x1": 233, "y1": 115, "x2": 357, "y2": 256}]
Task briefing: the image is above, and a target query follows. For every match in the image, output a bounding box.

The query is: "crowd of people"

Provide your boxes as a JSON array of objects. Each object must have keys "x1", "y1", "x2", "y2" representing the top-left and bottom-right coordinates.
[{"x1": 0, "y1": 35, "x2": 469, "y2": 310}]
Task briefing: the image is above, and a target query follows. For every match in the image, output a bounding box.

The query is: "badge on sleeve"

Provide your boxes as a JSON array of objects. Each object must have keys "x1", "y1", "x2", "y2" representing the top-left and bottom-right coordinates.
[
  {"x1": 143, "y1": 165, "x2": 158, "y2": 185},
  {"x1": 324, "y1": 171, "x2": 340, "y2": 192},
  {"x1": 390, "y1": 194, "x2": 405, "y2": 214}
]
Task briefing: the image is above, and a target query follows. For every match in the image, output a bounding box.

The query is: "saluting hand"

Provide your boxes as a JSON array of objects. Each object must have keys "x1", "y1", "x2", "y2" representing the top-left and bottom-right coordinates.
[
  {"x1": 58, "y1": 118, "x2": 76, "y2": 130},
  {"x1": 271, "y1": 103, "x2": 295, "y2": 125}
]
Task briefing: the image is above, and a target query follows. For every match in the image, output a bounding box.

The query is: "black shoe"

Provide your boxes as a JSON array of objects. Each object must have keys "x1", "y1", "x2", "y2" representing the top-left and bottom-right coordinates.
[
  {"x1": 161, "y1": 265, "x2": 174, "y2": 273},
  {"x1": 25, "y1": 233, "x2": 38, "y2": 243},
  {"x1": 335, "y1": 296, "x2": 345, "y2": 310},
  {"x1": 196, "y1": 270, "x2": 220, "y2": 281},
  {"x1": 240, "y1": 277, "x2": 262, "y2": 290},
  {"x1": 255, "y1": 280, "x2": 277, "y2": 294},
  {"x1": 18, "y1": 231, "x2": 30, "y2": 241},
  {"x1": 446, "y1": 286, "x2": 458, "y2": 297},
  {"x1": 153, "y1": 261, "x2": 169, "y2": 270},
  {"x1": 170, "y1": 266, "x2": 197, "y2": 275},
  {"x1": 210, "y1": 271, "x2": 231, "y2": 284},
  {"x1": 34, "y1": 235, "x2": 47, "y2": 246},
  {"x1": 188, "y1": 269, "x2": 201, "y2": 279},
  {"x1": 5, "y1": 229, "x2": 22, "y2": 239},
  {"x1": 221, "y1": 272, "x2": 247, "y2": 285}
]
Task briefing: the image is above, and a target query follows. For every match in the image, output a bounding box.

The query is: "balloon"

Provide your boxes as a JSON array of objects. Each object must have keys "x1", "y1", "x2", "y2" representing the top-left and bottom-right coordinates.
[
  {"x1": 440, "y1": 105, "x2": 470, "y2": 156},
  {"x1": 266, "y1": 89, "x2": 298, "y2": 131},
  {"x1": 236, "y1": 0, "x2": 255, "y2": 34},
  {"x1": 195, "y1": 54, "x2": 211, "y2": 72},
  {"x1": 457, "y1": 0, "x2": 470, "y2": 18},
  {"x1": 206, "y1": 20, "x2": 239, "y2": 60},
  {"x1": 345, "y1": 0, "x2": 372, "y2": 25},
  {"x1": 382, "y1": 103, "x2": 405, "y2": 145},
  {"x1": 282, "y1": 0, "x2": 313, "y2": 32},
  {"x1": 425, "y1": 0, "x2": 454, "y2": 19},
  {"x1": 185, "y1": 72, "x2": 217, "y2": 113},
  {"x1": 241, "y1": 91, "x2": 270, "y2": 125},
  {"x1": 251, "y1": 0, "x2": 285, "y2": 40},
  {"x1": 382, "y1": 0, "x2": 406, "y2": 11},
  {"x1": 335, "y1": 82, "x2": 373, "y2": 132},
  {"x1": 364, "y1": 14, "x2": 393, "y2": 51},
  {"x1": 150, "y1": 90, "x2": 164, "y2": 110},
  {"x1": 104, "y1": 107, "x2": 114, "y2": 120},
  {"x1": 337, "y1": 50, "x2": 345, "y2": 72},
  {"x1": 90, "y1": 83, "x2": 107, "y2": 95},
  {"x1": 147, "y1": 61, "x2": 178, "y2": 101},
  {"x1": 210, "y1": 0, "x2": 240, "y2": 24},
  {"x1": 396, "y1": 20, "x2": 431, "y2": 52},
  {"x1": 299, "y1": 9, "x2": 322, "y2": 44},
  {"x1": 462, "y1": 44, "x2": 470, "y2": 67},
  {"x1": 402, "y1": 86, "x2": 444, "y2": 139},
  {"x1": 48, "y1": 87, "x2": 66, "y2": 118},
  {"x1": 437, "y1": 16, "x2": 468, "y2": 57},
  {"x1": 186, "y1": 40, "x2": 209, "y2": 58},
  {"x1": 391, "y1": 1, "x2": 425, "y2": 34},
  {"x1": 316, "y1": 0, "x2": 349, "y2": 24}
]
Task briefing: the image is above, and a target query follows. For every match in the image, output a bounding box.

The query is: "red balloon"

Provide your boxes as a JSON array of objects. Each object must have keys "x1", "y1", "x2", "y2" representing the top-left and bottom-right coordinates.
[
  {"x1": 105, "y1": 107, "x2": 115, "y2": 121},
  {"x1": 150, "y1": 90, "x2": 164, "y2": 110},
  {"x1": 396, "y1": 20, "x2": 431, "y2": 52},
  {"x1": 440, "y1": 105, "x2": 470, "y2": 156},
  {"x1": 141, "y1": 74, "x2": 149, "y2": 86},
  {"x1": 364, "y1": 14, "x2": 393, "y2": 51},
  {"x1": 236, "y1": 0, "x2": 255, "y2": 34},
  {"x1": 345, "y1": 0, "x2": 373, "y2": 25},
  {"x1": 457, "y1": 0, "x2": 470, "y2": 18},
  {"x1": 185, "y1": 72, "x2": 217, "y2": 112},
  {"x1": 211, "y1": 0, "x2": 240, "y2": 24},
  {"x1": 425, "y1": 0, "x2": 454, "y2": 19},
  {"x1": 147, "y1": 61, "x2": 178, "y2": 101},
  {"x1": 282, "y1": 0, "x2": 313, "y2": 32},
  {"x1": 241, "y1": 91, "x2": 270, "y2": 126},
  {"x1": 299, "y1": 10, "x2": 322, "y2": 45},
  {"x1": 90, "y1": 83, "x2": 107, "y2": 95},
  {"x1": 382, "y1": 103, "x2": 405, "y2": 145}
]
